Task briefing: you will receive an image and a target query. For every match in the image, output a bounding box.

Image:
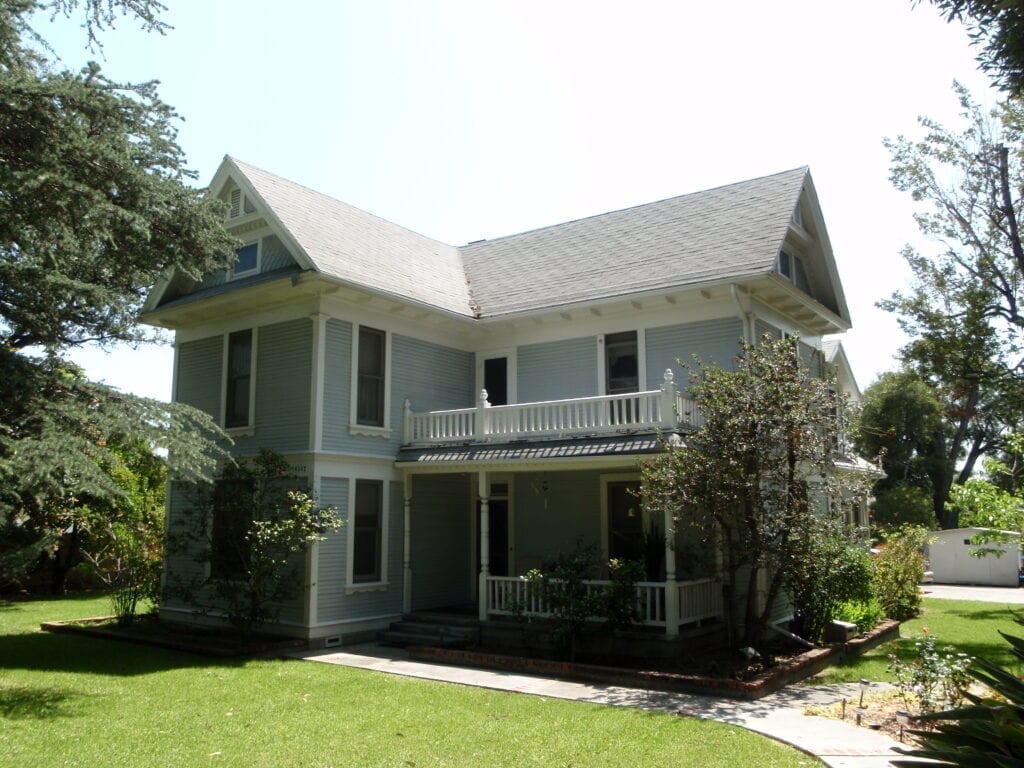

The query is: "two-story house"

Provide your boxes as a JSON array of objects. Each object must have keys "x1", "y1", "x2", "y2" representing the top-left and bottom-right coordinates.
[{"x1": 143, "y1": 157, "x2": 866, "y2": 647}]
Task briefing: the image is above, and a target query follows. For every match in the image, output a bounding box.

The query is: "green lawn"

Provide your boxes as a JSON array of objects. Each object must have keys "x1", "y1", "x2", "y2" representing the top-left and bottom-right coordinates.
[
  {"x1": 0, "y1": 595, "x2": 817, "y2": 768},
  {"x1": 813, "y1": 597, "x2": 1022, "y2": 685}
]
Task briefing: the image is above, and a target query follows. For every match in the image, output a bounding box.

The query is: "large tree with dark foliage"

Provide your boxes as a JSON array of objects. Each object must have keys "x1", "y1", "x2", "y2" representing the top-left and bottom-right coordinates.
[
  {"x1": 923, "y1": 0, "x2": 1024, "y2": 94},
  {"x1": 0, "y1": 0, "x2": 235, "y2": 588}
]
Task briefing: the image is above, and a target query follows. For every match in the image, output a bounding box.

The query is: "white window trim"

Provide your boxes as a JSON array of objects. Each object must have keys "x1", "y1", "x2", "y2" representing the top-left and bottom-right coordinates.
[
  {"x1": 229, "y1": 239, "x2": 261, "y2": 281},
  {"x1": 349, "y1": 324, "x2": 392, "y2": 438},
  {"x1": 220, "y1": 326, "x2": 258, "y2": 435},
  {"x1": 596, "y1": 329, "x2": 647, "y2": 395},
  {"x1": 345, "y1": 477, "x2": 390, "y2": 591},
  {"x1": 599, "y1": 472, "x2": 643, "y2": 560}
]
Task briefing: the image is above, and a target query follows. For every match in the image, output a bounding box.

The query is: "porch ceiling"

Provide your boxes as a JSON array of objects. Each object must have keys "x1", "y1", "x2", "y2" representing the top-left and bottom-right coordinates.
[{"x1": 395, "y1": 431, "x2": 680, "y2": 473}]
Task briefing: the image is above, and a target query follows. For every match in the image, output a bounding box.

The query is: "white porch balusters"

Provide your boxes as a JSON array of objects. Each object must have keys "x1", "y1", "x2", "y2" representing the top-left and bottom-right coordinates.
[
  {"x1": 402, "y1": 474, "x2": 412, "y2": 615},
  {"x1": 477, "y1": 471, "x2": 490, "y2": 622},
  {"x1": 660, "y1": 368, "x2": 677, "y2": 430}
]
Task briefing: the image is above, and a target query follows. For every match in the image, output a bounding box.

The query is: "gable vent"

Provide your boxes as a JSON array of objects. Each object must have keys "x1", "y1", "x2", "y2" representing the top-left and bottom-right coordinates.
[{"x1": 228, "y1": 188, "x2": 242, "y2": 219}]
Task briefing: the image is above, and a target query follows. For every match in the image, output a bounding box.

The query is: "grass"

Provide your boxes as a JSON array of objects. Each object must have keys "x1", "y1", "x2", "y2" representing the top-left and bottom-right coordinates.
[
  {"x1": 0, "y1": 595, "x2": 817, "y2": 768},
  {"x1": 813, "y1": 597, "x2": 1022, "y2": 685}
]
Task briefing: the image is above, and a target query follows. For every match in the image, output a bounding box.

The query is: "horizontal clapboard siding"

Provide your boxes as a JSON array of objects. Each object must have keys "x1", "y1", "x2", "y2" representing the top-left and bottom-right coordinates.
[
  {"x1": 513, "y1": 471, "x2": 601, "y2": 574},
  {"x1": 175, "y1": 336, "x2": 222, "y2": 419},
  {"x1": 645, "y1": 317, "x2": 744, "y2": 392},
  {"x1": 517, "y1": 336, "x2": 598, "y2": 403}
]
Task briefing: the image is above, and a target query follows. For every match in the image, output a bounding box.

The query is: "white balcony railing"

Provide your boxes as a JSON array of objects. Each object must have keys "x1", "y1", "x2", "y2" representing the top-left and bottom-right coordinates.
[
  {"x1": 404, "y1": 369, "x2": 702, "y2": 446},
  {"x1": 484, "y1": 575, "x2": 722, "y2": 630}
]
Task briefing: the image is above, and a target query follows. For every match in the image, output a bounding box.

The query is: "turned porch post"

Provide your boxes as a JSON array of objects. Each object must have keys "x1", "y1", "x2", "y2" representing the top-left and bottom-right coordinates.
[
  {"x1": 402, "y1": 473, "x2": 412, "y2": 615},
  {"x1": 477, "y1": 471, "x2": 490, "y2": 622},
  {"x1": 475, "y1": 389, "x2": 490, "y2": 441},
  {"x1": 664, "y1": 504, "x2": 679, "y2": 637},
  {"x1": 660, "y1": 369, "x2": 677, "y2": 430}
]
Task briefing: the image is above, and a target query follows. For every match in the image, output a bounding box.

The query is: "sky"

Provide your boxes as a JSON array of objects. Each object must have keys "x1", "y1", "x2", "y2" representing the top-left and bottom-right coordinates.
[{"x1": 42, "y1": 0, "x2": 1001, "y2": 402}]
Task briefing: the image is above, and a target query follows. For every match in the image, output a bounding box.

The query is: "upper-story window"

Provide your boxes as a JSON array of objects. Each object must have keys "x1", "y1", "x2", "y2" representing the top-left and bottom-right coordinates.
[
  {"x1": 778, "y1": 250, "x2": 811, "y2": 295},
  {"x1": 225, "y1": 329, "x2": 254, "y2": 429},
  {"x1": 232, "y1": 242, "x2": 259, "y2": 279},
  {"x1": 605, "y1": 331, "x2": 639, "y2": 395},
  {"x1": 356, "y1": 326, "x2": 386, "y2": 427}
]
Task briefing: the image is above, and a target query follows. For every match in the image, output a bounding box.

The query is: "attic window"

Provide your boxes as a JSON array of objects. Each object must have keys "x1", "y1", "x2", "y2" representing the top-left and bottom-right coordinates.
[
  {"x1": 792, "y1": 205, "x2": 804, "y2": 228},
  {"x1": 778, "y1": 250, "x2": 811, "y2": 294},
  {"x1": 232, "y1": 243, "x2": 259, "y2": 277}
]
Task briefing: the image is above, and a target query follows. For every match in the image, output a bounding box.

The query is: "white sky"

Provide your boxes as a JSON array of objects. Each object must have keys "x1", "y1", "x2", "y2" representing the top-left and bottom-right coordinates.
[{"x1": 46, "y1": 0, "x2": 999, "y2": 401}]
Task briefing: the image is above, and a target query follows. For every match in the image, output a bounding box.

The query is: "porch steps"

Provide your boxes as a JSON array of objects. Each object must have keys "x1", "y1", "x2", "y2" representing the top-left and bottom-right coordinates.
[{"x1": 378, "y1": 614, "x2": 480, "y2": 649}]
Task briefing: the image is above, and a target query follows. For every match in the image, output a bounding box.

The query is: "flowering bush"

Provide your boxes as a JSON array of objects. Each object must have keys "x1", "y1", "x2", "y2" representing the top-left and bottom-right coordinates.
[{"x1": 888, "y1": 630, "x2": 972, "y2": 715}]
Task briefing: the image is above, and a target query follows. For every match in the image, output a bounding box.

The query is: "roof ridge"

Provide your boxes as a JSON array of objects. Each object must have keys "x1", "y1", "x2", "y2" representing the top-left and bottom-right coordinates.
[{"x1": 457, "y1": 166, "x2": 809, "y2": 248}]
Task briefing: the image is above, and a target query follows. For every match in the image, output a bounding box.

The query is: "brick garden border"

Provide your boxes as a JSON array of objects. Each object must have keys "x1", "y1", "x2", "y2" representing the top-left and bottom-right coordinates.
[{"x1": 408, "y1": 619, "x2": 900, "y2": 700}]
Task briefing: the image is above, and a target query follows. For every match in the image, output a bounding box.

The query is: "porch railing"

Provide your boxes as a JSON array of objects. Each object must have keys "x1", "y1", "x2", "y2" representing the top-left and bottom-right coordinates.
[
  {"x1": 484, "y1": 576, "x2": 721, "y2": 630},
  {"x1": 405, "y1": 369, "x2": 703, "y2": 446}
]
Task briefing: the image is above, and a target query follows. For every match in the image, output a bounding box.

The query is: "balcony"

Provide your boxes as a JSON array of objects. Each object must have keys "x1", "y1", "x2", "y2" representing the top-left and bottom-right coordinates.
[{"x1": 403, "y1": 370, "x2": 702, "y2": 446}]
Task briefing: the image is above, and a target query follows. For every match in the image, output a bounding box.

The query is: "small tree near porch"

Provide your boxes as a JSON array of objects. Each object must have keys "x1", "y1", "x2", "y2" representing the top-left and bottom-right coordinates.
[{"x1": 640, "y1": 335, "x2": 867, "y2": 648}]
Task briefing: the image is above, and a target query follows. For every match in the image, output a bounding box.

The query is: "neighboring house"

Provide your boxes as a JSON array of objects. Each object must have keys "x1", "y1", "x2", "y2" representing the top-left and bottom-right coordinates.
[
  {"x1": 143, "y1": 157, "x2": 868, "y2": 646},
  {"x1": 927, "y1": 528, "x2": 1022, "y2": 587}
]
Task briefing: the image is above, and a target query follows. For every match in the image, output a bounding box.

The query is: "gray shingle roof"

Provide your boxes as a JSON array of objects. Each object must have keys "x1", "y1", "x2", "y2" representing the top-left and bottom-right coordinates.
[
  {"x1": 460, "y1": 167, "x2": 808, "y2": 317},
  {"x1": 228, "y1": 160, "x2": 808, "y2": 319},
  {"x1": 231, "y1": 158, "x2": 472, "y2": 316}
]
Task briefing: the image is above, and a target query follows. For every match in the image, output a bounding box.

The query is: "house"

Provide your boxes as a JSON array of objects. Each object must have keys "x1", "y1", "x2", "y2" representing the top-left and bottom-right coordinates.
[
  {"x1": 143, "y1": 157, "x2": 868, "y2": 647},
  {"x1": 926, "y1": 528, "x2": 1022, "y2": 587}
]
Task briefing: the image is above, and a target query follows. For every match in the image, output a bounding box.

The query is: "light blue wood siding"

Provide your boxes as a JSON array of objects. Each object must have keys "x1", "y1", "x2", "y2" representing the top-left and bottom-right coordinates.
[
  {"x1": 321, "y1": 326, "x2": 474, "y2": 456},
  {"x1": 316, "y1": 477, "x2": 404, "y2": 624},
  {"x1": 513, "y1": 470, "x2": 601, "y2": 573},
  {"x1": 316, "y1": 477, "x2": 349, "y2": 623},
  {"x1": 411, "y1": 474, "x2": 472, "y2": 610},
  {"x1": 162, "y1": 482, "x2": 207, "y2": 610},
  {"x1": 232, "y1": 318, "x2": 312, "y2": 455},
  {"x1": 645, "y1": 318, "x2": 743, "y2": 393},
  {"x1": 517, "y1": 336, "x2": 598, "y2": 402},
  {"x1": 321, "y1": 319, "x2": 352, "y2": 451},
  {"x1": 260, "y1": 234, "x2": 298, "y2": 272},
  {"x1": 175, "y1": 336, "x2": 222, "y2": 419}
]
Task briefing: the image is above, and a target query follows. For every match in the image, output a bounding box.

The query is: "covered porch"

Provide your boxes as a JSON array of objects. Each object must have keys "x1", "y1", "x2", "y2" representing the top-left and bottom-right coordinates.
[{"x1": 395, "y1": 436, "x2": 724, "y2": 638}]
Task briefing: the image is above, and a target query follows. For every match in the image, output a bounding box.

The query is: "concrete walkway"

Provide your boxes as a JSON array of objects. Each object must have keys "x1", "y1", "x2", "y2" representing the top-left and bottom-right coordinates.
[
  {"x1": 923, "y1": 582, "x2": 1024, "y2": 603},
  {"x1": 293, "y1": 643, "x2": 909, "y2": 767}
]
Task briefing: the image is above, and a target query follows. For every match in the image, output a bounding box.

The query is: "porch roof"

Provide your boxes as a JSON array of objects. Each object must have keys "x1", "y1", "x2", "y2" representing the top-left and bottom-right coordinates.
[{"x1": 395, "y1": 432, "x2": 679, "y2": 471}]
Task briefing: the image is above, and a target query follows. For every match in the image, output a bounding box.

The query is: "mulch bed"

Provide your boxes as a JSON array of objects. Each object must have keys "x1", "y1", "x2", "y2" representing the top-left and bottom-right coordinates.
[{"x1": 40, "y1": 614, "x2": 306, "y2": 657}]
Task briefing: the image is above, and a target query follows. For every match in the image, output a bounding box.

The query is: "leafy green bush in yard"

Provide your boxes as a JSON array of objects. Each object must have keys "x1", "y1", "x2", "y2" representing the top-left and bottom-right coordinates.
[
  {"x1": 786, "y1": 519, "x2": 874, "y2": 642},
  {"x1": 872, "y1": 525, "x2": 928, "y2": 621},
  {"x1": 833, "y1": 598, "x2": 885, "y2": 634}
]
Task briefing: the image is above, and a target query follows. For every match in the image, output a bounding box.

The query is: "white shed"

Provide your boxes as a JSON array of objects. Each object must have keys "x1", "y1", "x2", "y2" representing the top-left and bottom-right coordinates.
[{"x1": 926, "y1": 527, "x2": 1021, "y2": 587}]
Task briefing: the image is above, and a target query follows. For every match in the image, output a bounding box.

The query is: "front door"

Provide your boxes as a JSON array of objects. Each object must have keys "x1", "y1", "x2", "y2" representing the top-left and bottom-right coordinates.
[
  {"x1": 476, "y1": 499, "x2": 509, "y2": 577},
  {"x1": 607, "y1": 480, "x2": 643, "y2": 562}
]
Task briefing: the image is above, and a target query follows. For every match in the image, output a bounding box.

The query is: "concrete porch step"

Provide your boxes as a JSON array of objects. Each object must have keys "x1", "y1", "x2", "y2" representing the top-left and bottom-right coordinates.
[{"x1": 378, "y1": 617, "x2": 480, "y2": 649}]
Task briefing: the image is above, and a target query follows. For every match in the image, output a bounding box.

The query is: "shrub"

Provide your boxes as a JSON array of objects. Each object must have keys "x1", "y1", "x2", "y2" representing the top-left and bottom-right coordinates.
[
  {"x1": 872, "y1": 526, "x2": 928, "y2": 621},
  {"x1": 833, "y1": 598, "x2": 885, "y2": 634},
  {"x1": 889, "y1": 630, "x2": 972, "y2": 716},
  {"x1": 786, "y1": 519, "x2": 874, "y2": 642}
]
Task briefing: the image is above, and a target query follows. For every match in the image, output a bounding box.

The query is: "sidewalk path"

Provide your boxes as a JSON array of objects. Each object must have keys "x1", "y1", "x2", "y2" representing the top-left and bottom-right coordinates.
[
  {"x1": 293, "y1": 644, "x2": 909, "y2": 768},
  {"x1": 923, "y1": 583, "x2": 1024, "y2": 603}
]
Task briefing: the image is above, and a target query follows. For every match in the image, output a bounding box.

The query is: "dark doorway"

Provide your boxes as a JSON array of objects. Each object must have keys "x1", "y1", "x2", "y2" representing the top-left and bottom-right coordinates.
[
  {"x1": 608, "y1": 480, "x2": 643, "y2": 562},
  {"x1": 476, "y1": 499, "x2": 509, "y2": 577},
  {"x1": 484, "y1": 357, "x2": 508, "y2": 406}
]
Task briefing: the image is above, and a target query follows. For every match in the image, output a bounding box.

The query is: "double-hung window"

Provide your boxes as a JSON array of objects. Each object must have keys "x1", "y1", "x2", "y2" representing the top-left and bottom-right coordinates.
[
  {"x1": 225, "y1": 329, "x2": 253, "y2": 429},
  {"x1": 352, "y1": 479, "x2": 383, "y2": 583},
  {"x1": 356, "y1": 326, "x2": 386, "y2": 427}
]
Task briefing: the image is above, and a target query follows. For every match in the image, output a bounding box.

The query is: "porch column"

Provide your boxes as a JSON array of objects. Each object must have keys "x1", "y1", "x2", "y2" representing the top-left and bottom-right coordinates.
[
  {"x1": 477, "y1": 471, "x2": 490, "y2": 622},
  {"x1": 402, "y1": 473, "x2": 412, "y2": 614},
  {"x1": 664, "y1": 506, "x2": 679, "y2": 637}
]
